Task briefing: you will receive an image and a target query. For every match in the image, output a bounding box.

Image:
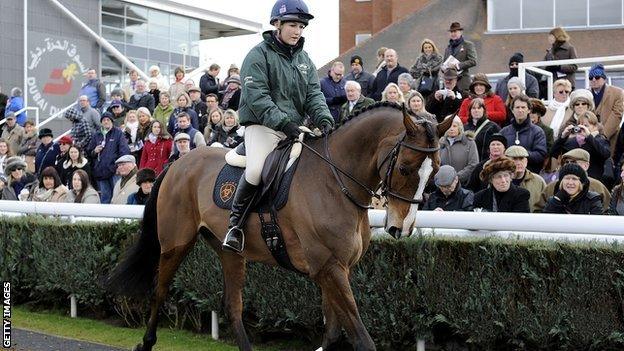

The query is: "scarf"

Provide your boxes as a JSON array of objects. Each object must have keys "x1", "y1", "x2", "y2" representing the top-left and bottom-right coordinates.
[
  {"x1": 448, "y1": 37, "x2": 465, "y2": 56},
  {"x1": 592, "y1": 84, "x2": 606, "y2": 108},
  {"x1": 548, "y1": 98, "x2": 569, "y2": 136},
  {"x1": 220, "y1": 88, "x2": 237, "y2": 110},
  {"x1": 120, "y1": 168, "x2": 137, "y2": 189},
  {"x1": 125, "y1": 121, "x2": 139, "y2": 142},
  {"x1": 148, "y1": 132, "x2": 158, "y2": 144},
  {"x1": 132, "y1": 91, "x2": 148, "y2": 101},
  {"x1": 33, "y1": 187, "x2": 55, "y2": 202}
]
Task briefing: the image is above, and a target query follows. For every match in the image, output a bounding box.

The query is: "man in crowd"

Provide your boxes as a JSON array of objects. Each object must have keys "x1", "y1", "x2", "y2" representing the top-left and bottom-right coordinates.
[
  {"x1": 200, "y1": 63, "x2": 221, "y2": 96},
  {"x1": 467, "y1": 133, "x2": 507, "y2": 192},
  {"x1": 78, "y1": 68, "x2": 106, "y2": 111},
  {"x1": 123, "y1": 69, "x2": 139, "y2": 101},
  {"x1": 443, "y1": 22, "x2": 477, "y2": 94},
  {"x1": 345, "y1": 55, "x2": 375, "y2": 98},
  {"x1": 168, "y1": 132, "x2": 191, "y2": 164},
  {"x1": 173, "y1": 112, "x2": 206, "y2": 151},
  {"x1": 504, "y1": 145, "x2": 546, "y2": 212},
  {"x1": 370, "y1": 48, "x2": 409, "y2": 101},
  {"x1": 320, "y1": 61, "x2": 347, "y2": 124},
  {"x1": 65, "y1": 105, "x2": 93, "y2": 150},
  {"x1": 78, "y1": 94, "x2": 101, "y2": 135},
  {"x1": 188, "y1": 86, "x2": 208, "y2": 127},
  {"x1": 495, "y1": 53, "x2": 539, "y2": 101},
  {"x1": 423, "y1": 165, "x2": 474, "y2": 211},
  {"x1": 1, "y1": 113, "x2": 24, "y2": 153},
  {"x1": 110, "y1": 154, "x2": 139, "y2": 205},
  {"x1": 34, "y1": 128, "x2": 59, "y2": 176},
  {"x1": 340, "y1": 80, "x2": 375, "y2": 124},
  {"x1": 128, "y1": 79, "x2": 156, "y2": 113},
  {"x1": 426, "y1": 68, "x2": 464, "y2": 122},
  {"x1": 588, "y1": 64, "x2": 624, "y2": 151}
]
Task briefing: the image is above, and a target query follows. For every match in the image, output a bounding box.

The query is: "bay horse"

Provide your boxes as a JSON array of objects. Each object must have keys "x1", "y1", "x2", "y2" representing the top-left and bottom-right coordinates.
[{"x1": 107, "y1": 103, "x2": 453, "y2": 351}]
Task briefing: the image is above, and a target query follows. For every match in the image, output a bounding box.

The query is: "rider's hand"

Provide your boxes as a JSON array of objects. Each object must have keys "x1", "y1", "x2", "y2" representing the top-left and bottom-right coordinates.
[
  {"x1": 282, "y1": 121, "x2": 301, "y2": 140},
  {"x1": 319, "y1": 121, "x2": 333, "y2": 135}
]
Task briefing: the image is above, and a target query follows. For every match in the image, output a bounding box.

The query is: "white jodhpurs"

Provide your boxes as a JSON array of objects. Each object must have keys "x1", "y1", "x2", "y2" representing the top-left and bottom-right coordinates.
[{"x1": 243, "y1": 124, "x2": 286, "y2": 185}]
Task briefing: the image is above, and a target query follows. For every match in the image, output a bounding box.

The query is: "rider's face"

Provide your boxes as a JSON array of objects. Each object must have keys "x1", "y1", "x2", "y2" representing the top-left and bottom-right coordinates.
[{"x1": 277, "y1": 21, "x2": 305, "y2": 46}]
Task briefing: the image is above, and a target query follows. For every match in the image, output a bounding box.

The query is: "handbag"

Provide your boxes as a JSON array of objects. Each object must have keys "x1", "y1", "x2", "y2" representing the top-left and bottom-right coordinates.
[{"x1": 418, "y1": 69, "x2": 436, "y2": 95}]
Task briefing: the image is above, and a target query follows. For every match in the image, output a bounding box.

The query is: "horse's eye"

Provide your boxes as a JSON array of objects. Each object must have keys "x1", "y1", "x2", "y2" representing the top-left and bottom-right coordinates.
[{"x1": 398, "y1": 164, "x2": 411, "y2": 176}]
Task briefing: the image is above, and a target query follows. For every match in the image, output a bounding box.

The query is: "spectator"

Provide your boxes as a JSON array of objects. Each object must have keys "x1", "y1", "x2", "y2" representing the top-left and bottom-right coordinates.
[
  {"x1": 87, "y1": 112, "x2": 130, "y2": 204},
  {"x1": 458, "y1": 73, "x2": 506, "y2": 126},
  {"x1": 184, "y1": 79, "x2": 196, "y2": 94},
  {"x1": 397, "y1": 73, "x2": 415, "y2": 97},
  {"x1": 345, "y1": 55, "x2": 375, "y2": 98},
  {"x1": 35, "y1": 128, "x2": 60, "y2": 175},
  {"x1": 320, "y1": 62, "x2": 347, "y2": 123},
  {"x1": 65, "y1": 105, "x2": 93, "y2": 150},
  {"x1": 148, "y1": 79, "x2": 161, "y2": 106},
  {"x1": 78, "y1": 94, "x2": 101, "y2": 134},
  {"x1": 372, "y1": 47, "x2": 388, "y2": 76},
  {"x1": 137, "y1": 107, "x2": 153, "y2": 141},
  {"x1": 0, "y1": 156, "x2": 37, "y2": 201},
  {"x1": 5, "y1": 88, "x2": 27, "y2": 126},
  {"x1": 560, "y1": 89, "x2": 595, "y2": 136},
  {"x1": 535, "y1": 148, "x2": 611, "y2": 212},
  {"x1": 409, "y1": 38, "x2": 443, "y2": 99},
  {"x1": 406, "y1": 91, "x2": 435, "y2": 121},
  {"x1": 169, "y1": 66, "x2": 186, "y2": 102},
  {"x1": 370, "y1": 48, "x2": 409, "y2": 101},
  {"x1": 173, "y1": 112, "x2": 205, "y2": 151},
  {"x1": 0, "y1": 86, "x2": 8, "y2": 119},
  {"x1": 504, "y1": 77, "x2": 525, "y2": 124},
  {"x1": 139, "y1": 120, "x2": 172, "y2": 175},
  {"x1": 203, "y1": 93, "x2": 219, "y2": 133},
  {"x1": 167, "y1": 92, "x2": 199, "y2": 135},
  {"x1": 31, "y1": 166, "x2": 69, "y2": 203},
  {"x1": 219, "y1": 75, "x2": 242, "y2": 111},
  {"x1": 467, "y1": 133, "x2": 507, "y2": 192},
  {"x1": 528, "y1": 99, "x2": 554, "y2": 152},
  {"x1": 106, "y1": 88, "x2": 128, "y2": 113},
  {"x1": 122, "y1": 110, "x2": 144, "y2": 163},
  {"x1": 204, "y1": 108, "x2": 223, "y2": 142},
  {"x1": 111, "y1": 154, "x2": 139, "y2": 205},
  {"x1": 551, "y1": 111, "x2": 610, "y2": 180},
  {"x1": 543, "y1": 163, "x2": 602, "y2": 214},
  {"x1": 65, "y1": 169, "x2": 99, "y2": 203},
  {"x1": 505, "y1": 146, "x2": 546, "y2": 212},
  {"x1": 188, "y1": 86, "x2": 208, "y2": 128},
  {"x1": 224, "y1": 64, "x2": 239, "y2": 83},
  {"x1": 209, "y1": 109, "x2": 244, "y2": 148},
  {"x1": 473, "y1": 156, "x2": 530, "y2": 212},
  {"x1": 54, "y1": 135, "x2": 73, "y2": 176},
  {"x1": 423, "y1": 165, "x2": 473, "y2": 211},
  {"x1": 607, "y1": 163, "x2": 624, "y2": 215},
  {"x1": 588, "y1": 64, "x2": 624, "y2": 151},
  {"x1": 443, "y1": 22, "x2": 477, "y2": 95},
  {"x1": 122, "y1": 69, "x2": 140, "y2": 102},
  {"x1": 426, "y1": 68, "x2": 463, "y2": 123},
  {"x1": 109, "y1": 100, "x2": 126, "y2": 127},
  {"x1": 340, "y1": 80, "x2": 375, "y2": 124},
  {"x1": 148, "y1": 65, "x2": 169, "y2": 91},
  {"x1": 153, "y1": 91, "x2": 173, "y2": 127},
  {"x1": 127, "y1": 80, "x2": 156, "y2": 113},
  {"x1": 463, "y1": 98, "x2": 501, "y2": 160},
  {"x1": 167, "y1": 132, "x2": 191, "y2": 164},
  {"x1": 59, "y1": 145, "x2": 91, "y2": 189},
  {"x1": 494, "y1": 53, "x2": 539, "y2": 101},
  {"x1": 543, "y1": 27, "x2": 578, "y2": 91},
  {"x1": 439, "y1": 116, "x2": 478, "y2": 185},
  {"x1": 127, "y1": 168, "x2": 156, "y2": 205},
  {"x1": 1, "y1": 114, "x2": 25, "y2": 157},
  {"x1": 542, "y1": 79, "x2": 572, "y2": 138},
  {"x1": 78, "y1": 68, "x2": 106, "y2": 111},
  {"x1": 200, "y1": 64, "x2": 221, "y2": 96},
  {"x1": 0, "y1": 139, "x2": 12, "y2": 176},
  {"x1": 380, "y1": 83, "x2": 404, "y2": 105},
  {"x1": 500, "y1": 95, "x2": 547, "y2": 173},
  {"x1": 19, "y1": 121, "x2": 38, "y2": 173}
]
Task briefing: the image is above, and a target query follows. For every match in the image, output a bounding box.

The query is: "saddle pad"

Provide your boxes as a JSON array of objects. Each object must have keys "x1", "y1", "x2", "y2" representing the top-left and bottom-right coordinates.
[{"x1": 213, "y1": 163, "x2": 298, "y2": 212}]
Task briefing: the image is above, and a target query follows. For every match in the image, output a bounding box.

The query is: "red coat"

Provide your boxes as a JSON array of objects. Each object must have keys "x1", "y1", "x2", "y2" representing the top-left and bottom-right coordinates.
[
  {"x1": 458, "y1": 94, "x2": 507, "y2": 126},
  {"x1": 139, "y1": 137, "x2": 172, "y2": 174}
]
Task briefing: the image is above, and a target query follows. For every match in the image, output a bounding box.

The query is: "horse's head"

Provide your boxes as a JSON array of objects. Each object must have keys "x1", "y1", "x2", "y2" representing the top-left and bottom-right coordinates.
[{"x1": 383, "y1": 110, "x2": 453, "y2": 238}]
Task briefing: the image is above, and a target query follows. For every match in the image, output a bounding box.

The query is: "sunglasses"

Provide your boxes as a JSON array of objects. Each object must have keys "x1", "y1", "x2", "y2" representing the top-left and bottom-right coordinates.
[
  {"x1": 574, "y1": 102, "x2": 589, "y2": 107},
  {"x1": 556, "y1": 90, "x2": 571, "y2": 94},
  {"x1": 589, "y1": 76, "x2": 603, "y2": 81}
]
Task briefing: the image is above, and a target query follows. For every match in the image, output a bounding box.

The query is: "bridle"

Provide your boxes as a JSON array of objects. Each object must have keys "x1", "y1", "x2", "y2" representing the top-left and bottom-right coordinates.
[{"x1": 299, "y1": 121, "x2": 439, "y2": 210}]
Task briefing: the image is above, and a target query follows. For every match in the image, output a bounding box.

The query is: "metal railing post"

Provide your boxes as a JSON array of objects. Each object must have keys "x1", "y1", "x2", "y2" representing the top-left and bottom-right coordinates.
[
  {"x1": 211, "y1": 310, "x2": 219, "y2": 340},
  {"x1": 70, "y1": 294, "x2": 77, "y2": 318}
]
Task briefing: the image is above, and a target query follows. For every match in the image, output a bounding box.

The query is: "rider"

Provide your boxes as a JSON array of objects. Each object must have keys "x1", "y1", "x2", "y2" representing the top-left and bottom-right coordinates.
[{"x1": 222, "y1": 0, "x2": 334, "y2": 253}]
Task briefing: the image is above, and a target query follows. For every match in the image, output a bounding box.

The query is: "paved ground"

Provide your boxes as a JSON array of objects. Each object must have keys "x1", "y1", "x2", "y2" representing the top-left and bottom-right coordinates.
[{"x1": 8, "y1": 328, "x2": 126, "y2": 351}]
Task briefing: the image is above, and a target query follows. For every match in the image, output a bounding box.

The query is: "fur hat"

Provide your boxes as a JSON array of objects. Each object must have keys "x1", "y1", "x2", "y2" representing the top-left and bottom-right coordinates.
[
  {"x1": 569, "y1": 89, "x2": 595, "y2": 111},
  {"x1": 38, "y1": 128, "x2": 53, "y2": 139},
  {"x1": 558, "y1": 163, "x2": 589, "y2": 185},
  {"x1": 5, "y1": 156, "x2": 27, "y2": 174},
  {"x1": 480, "y1": 156, "x2": 516, "y2": 182},
  {"x1": 470, "y1": 73, "x2": 492, "y2": 92},
  {"x1": 136, "y1": 168, "x2": 156, "y2": 185}
]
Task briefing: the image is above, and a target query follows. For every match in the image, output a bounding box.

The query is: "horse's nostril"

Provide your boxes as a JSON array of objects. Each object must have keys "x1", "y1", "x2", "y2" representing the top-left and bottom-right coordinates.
[{"x1": 387, "y1": 226, "x2": 402, "y2": 239}]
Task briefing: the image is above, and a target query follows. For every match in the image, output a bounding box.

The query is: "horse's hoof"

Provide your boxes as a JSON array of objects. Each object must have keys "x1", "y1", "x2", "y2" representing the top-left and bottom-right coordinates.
[{"x1": 133, "y1": 344, "x2": 146, "y2": 351}]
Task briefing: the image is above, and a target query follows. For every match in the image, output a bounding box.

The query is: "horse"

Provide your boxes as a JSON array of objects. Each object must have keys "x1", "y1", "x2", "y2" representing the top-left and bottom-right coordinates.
[{"x1": 106, "y1": 102, "x2": 453, "y2": 351}]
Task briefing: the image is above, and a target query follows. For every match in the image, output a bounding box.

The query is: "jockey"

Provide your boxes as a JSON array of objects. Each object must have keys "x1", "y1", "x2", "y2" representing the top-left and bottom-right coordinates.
[{"x1": 222, "y1": 0, "x2": 334, "y2": 253}]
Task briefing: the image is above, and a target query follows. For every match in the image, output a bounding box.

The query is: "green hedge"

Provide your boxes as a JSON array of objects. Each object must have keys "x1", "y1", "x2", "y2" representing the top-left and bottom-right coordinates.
[{"x1": 2, "y1": 216, "x2": 624, "y2": 350}]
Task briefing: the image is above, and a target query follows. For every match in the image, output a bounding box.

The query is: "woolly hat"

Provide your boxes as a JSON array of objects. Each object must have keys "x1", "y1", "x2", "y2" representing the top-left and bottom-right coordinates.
[
  {"x1": 101, "y1": 111, "x2": 114, "y2": 122},
  {"x1": 470, "y1": 73, "x2": 492, "y2": 92},
  {"x1": 480, "y1": 156, "x2": 516, "y2": 182},
  {"x1": 507, "y1": 76, "x2": 525, "y2": 91},
  {"x1": 558, "y1": 163, "x2": 589, "y2": 185},
  {"x1": 589, "y1": 64, "x2": 607, "y2": 79},
  {"x1": 569, "y1": 89, "x2": 595, "y2": 111},
  {"x1": 487, "y1": 133, "x2": 508, "y2": 148},
  {"x1": 224, "y1": 74, "x2": 241, "y2": 85},
  {"x1": 136, "y1": 168, "x2": 156, "y2": 185},
  {"x1": 5, "y1": 156, "x2": 27, "y2": 174},
  {"x1": 350, "y1": 55, "x2": 363, "y2": 66},
  {"x1": 38, "y1": 128, "x2": 53, "y2": 139},
  {"x1": 509, "y1": 52, "x2": 524, "y2": 65},
  {"x1": 434, "y1": 165, "x2": 457, "y2": 187},
  {"x1": 58, "y1": 135, "x2": 73, "y2": 145}
]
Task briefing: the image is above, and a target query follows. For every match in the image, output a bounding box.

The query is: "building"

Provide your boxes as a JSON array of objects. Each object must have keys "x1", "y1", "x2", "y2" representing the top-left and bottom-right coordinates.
[{"x1": 1, "y1": 0, "x2": 261, "y2": 123}]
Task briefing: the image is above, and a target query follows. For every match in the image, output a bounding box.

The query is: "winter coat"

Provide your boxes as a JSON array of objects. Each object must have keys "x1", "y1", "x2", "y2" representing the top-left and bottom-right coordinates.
[
  {"x1": 80, "y1": 105, "x2": 101, "y2": 134},
  {"x1": 200, "y1": 72, "x2": 220, "y2": 95},
  {"x1": 473, "y1": 184, "x2": 531, "y2": 213},
  {"x1": 218, "y1": 89, "x2": 241, "y2": 111},
  {"x1": 516, "y1": 170, "x2": 547, "y2": 212},
  {"x1": 500, "y1": 119, "x2": 547, "y2": 173},
  {"x1": 423, "y1": 185, "x2": 474, "y2": 211},
  {"x1": 65, "y1": 186, "x2": 100, "y2": 204},
  {"x1": 339, "y1": 96, "x2": 376, "y2": 124},
  {"x1": 535, "y1": 176, "x2": 611, "y2": 212},
  {"x1": 65, "y1": 107, "x2": 93, "y2": 150},
  {"x1": 593, "y1": 84, "x2": 624, "y2": 142},
  {"x1": 464, "y1": 117, "x2": 501, "y2": 161},
  {"x1": 550, "y1": 133, "x2": 611, "y2": 180},
  {"x1": 19, "y1": 132, "x2": 38, "y2": 157},
  {"x1": 167, "y1": 107, "x2": 199, "y2": 135},
  {"x1": 127, "y1": 189, "x2": 150, "y2": 205},
  {"x1": 544, "y1": 41, "x2": 578, "y2": 88},
  {"x1": 495, "y1": 73, "x2": 540, "y2": 101},
  {"x1": 543, "y1": 187, "x2": 603, "y2": 215},
  {"x1": 153, "y1": 104, "x2": 174, "y2": 127},
  {"x1": 1, "y1": 173, "x2": 38, "y2": 201},
  {"x1": 443, "y1": 37, "x2": 477, "y2": 93},
  {"x1": 425, "y1": 87, "x2": 464, "y2": 123},
  {"x1": 0, "y1": 93, "x2": 8, "y2": 120},
  {"x1": 409, "y1": 53, "x2": 443, "y2": 84},
  {"x1": 0, "y1": 124, "x2": 25, "y2": 155},
  {"x1": 31, "y1": 185, "x2": 69, "y2": 203},
  {"x1": 237, "y1": 30, "x2": 333, "y2": 130},
  {"x1": 59, "y1": 158, "x2": 92, "y2": 189},
  {"x1": 458, "y1": 94, "x2": 507, "y2": 126},
  {"x1": 87, "y1": 127, "x2": 130, "y2": 181},
  {"x1": 111, "y1": 171, "x2": 138, "y2": 205},
  {"x1": 128, "y1": 92, "x2": 156, "y2": 113},
  {"x1": 439, "y1": 134, "x2": 479, "y2": 184},
  {"x1": 168, "y1": 81, "x2": 186, "y2": 102},
  {"x1": 535, "y1": 121, "x2": 554, "y2": 152},
  {"x1": 5, "y1": 96, "x2": 27, "y2": 125},
  {"x1": 175, "y1": 127, "x2": 206, "y2": 150},
  {"x1": 320, "y1": 74, "x2": 347, "y2": 123},
  {"x1": 344, "y1": 70, "x2": 375, "y2": 97},
  {"x1": 140, "y1": 136, "x2": 173, "y2": 174},
  {"x1": 208, "y1": 126, "x2": 243, "y2": 149},
  {"x1": 466, "y1": 159, "x2": 489, "y2": 193},
  {"x1": 369, "y1": 64, "x2": 410, "y2": 101},
  {"x1": 608, "y1": 185, "x2": 624, "y2": 215},
  {"x1": 34, "y1": 142, "x2": 60, "y2": 175},
  {"x1": 191, "y1": 101, "x2": 208, "y2": 132}
]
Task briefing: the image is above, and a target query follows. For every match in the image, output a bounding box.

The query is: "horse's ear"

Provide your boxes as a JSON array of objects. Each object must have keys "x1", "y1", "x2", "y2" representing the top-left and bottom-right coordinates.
[
  {"x1": 402, "y1": 104, "x2": 418, "y2": 136},
  {"x1": 437, "y1": 114, "x2": 455, "y2": 137}
]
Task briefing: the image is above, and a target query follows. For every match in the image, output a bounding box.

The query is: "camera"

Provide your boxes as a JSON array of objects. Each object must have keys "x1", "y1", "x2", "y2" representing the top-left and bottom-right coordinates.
[{"x1": 572, "y1": 126, "x2": 582, "y2": 134}]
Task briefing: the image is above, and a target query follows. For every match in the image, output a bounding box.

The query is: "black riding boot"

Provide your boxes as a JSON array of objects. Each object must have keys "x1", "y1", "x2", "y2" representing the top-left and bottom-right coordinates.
[{"x1": 222, "y1": 177, "x2": 258, "y2": 253}]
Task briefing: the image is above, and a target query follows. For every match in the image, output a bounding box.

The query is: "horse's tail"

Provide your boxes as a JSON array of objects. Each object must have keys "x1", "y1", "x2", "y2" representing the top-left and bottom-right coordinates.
[{"x1": 105, "y1": 166, "x2": 169, "y2": 298}]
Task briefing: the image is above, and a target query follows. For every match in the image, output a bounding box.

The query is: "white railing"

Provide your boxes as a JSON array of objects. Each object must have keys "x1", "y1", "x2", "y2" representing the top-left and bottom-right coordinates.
[
  {"x1": 36, "y1": 102, "x2": 77, "y2": 130},
  {"x1": 0, "y1": 107, "x2": 39, "y2": 127}
]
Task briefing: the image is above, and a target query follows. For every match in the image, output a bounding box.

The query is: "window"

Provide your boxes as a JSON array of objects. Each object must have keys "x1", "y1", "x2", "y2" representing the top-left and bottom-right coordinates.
[
  {"x1": 355, "y1": 33, "x2": 372, "y2": 46},
  {"x1": 488, "y1": 0, "x2": 624, "y2": 31}
]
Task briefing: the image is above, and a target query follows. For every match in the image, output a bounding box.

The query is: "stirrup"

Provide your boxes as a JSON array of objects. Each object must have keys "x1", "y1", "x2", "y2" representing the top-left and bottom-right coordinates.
[{"x1": 222, "y1": 226, "x2": 245, "y2": 253}]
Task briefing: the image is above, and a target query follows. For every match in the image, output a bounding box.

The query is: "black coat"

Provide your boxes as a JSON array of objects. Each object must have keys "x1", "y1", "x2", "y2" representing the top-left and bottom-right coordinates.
[
  {"x1": 192, "y1": 101, "x2": 208, "y2": 132},
  {"x1": 464, "y1": 117, "x2": 501, "y2": 161},
  {"x1": 369, "y1": 64, "x2": 409, "y2": 101},
  {"x1": 474, "y1": 184, "x2": 531, "y2": 212},
  {"x1": 423, "y1": 186, "x2": 474, "y2": 211},
  {"x1": 218, "y1": 89, "x2": 241, "y2": 111},
  {"x1": 543, "y1": 187, "x2": 603, "y2": 215},
  {"x1": 208, "y1": 126, "x2": 243, "y2": 149},
  {"x1": 200, "y1": 73, "x2": 219, "y2": 95},
  {"x1": 128, "y1": 93, "x2": 156, "y2": 113},
  {"x1": 426, "y1": 88, "x2": 464, "y2": 123},
  {"x1": 550, "y1": 134, "x2": 611, "y2": 180}
]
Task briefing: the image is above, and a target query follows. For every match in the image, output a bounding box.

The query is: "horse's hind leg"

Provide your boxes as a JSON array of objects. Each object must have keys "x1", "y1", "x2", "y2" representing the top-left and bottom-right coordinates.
[
  {"x1": 135, "y1": 239, "x2": 197, "y2": 351},
  {"x1": 321, "y1": 291, "x2": 346, "y2": 350}
]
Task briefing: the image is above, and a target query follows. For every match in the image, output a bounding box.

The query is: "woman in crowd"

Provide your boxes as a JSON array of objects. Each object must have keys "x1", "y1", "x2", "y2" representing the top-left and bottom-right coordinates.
[
  {"x1": 543, "y1": 163, "x2": 602, "y2": 214},
  {"x1": 0, "y1": 156, "x2": 38, "y2": 200},
  {"x1": 122, "y1": 110, "x2": 144, "y2": 163},
  {"x1": 381, "y1": 83, "x2": 404, "y2": 105},
  {"x1": 220, "y1": 64, "x2": 240, "y2": 91},
  {"x1": 551, "y1": 111, "x2": 610, "y2": 180},
  {"x1": 560, "y1": 89, "x2": 595, "y2": 135},
  {"x1": 65, "y1": 169, "x2": 100, "y2": 204},
  {"x1": 542, "y1": 79, "x2": 572, "y2": 137},
  {"x1": 439, "y1": 116, "x2": 479, "y2": 185},
  {"x1": 544, "y1": 27, "x2": 578, "y2": 90},
  {"x1": 397, "y1": 73, "x2": 415, "y2": 97},
  {"x1": 463, "y1": 98, "x2": 500, "y2": 160},
  {"x1": 473, "y1": 156, "x2": 530, "y2": 212},
  {"x1": 406, "y1": 91, "x2": 436, "y2": 121},
  {"x1": 59, "y1": 145, "x2": 91, "y2": 189},
  {"x1": 204, "y1": 108, "x2": 224, "y2": 142},
  {"x1": 0, "y1": 139, "x2": 12, "y2": 176},
  {"x1": 148, "y1": 79, "x2": 161, "y2": 106},
  {"x1": 127, "y1": 168, "x2": 156, "y2": 205},
  {"x1": 409, "y1": 38, "x2": 443, "y2": 99},
  {"x1": 167, "y1": 92, "x2": 199, "y2": 135},
  {"x1": 31, "y1": 166, "x2": 69, "y2": 202},
  {"x1": 608, "y1": 163, "x2": 624, "y2": 215},
  {"x1": 504, "y1": 77, "x2": 525, "y2": 125},
  {"x1": 153, "y1": 91, "x2": 174, "y2": 127},
  {"x1": 140, "y1": 120, "x2": 172, "y2": 174},
  {"x1": 168, "y1": 66, "x2": 186, "y2": 103},
  {"x1": 372, "y1": 47, "x2": 388, "y2": 76},
  {"x1": 458, "y1": 73, "x2": 506, "y2": 126},
  {"x1": 209, "y1": 109, "x2": 244, "y2": 149},
  {"x1": 148, "y1": 65, "x2": 169, "y2": 91},
  {"x1": 219, "y1": 75, "x2": 242, "y2": 111},
  {"x1": 137, "y1": 107, "x2": 153, "y2": 139}
]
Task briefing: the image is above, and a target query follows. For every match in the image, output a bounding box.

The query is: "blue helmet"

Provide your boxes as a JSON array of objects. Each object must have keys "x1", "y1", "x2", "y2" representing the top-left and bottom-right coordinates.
[{"x1": 270, "y1": 0, "x2": 314, "y2": 25}]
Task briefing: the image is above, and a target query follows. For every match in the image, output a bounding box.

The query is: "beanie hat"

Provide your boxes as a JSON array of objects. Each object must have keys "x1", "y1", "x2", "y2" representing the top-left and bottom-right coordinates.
[
  {"x1": 558, "y1": 163, "x2": 589, "y2": 185},
  {"x1": 5, "y1": 156, "x2": 27, "y2": 174},
  {"x1": 38, "y1": 128, "x2": 53, "y2": 139},
  {"x1": 507, "y1": 76, "x2": 525, "y2": 91},
  {"x1": 589, "y1": 64, "x2": 607, "y2": 79},
  {"x1": 136, "y1": 168, "x2": 156, "y2": 185},
  {"x1": 487, "y1": 133, "x2": 508, "y2": 148},
  {"x1": 350, "y1": 55, "x2": 363, "y2": 66},
  {"x1": 509, "y1": 52, "x2": 524, "y2": 65},
  {"x1": 101, "y1": 111, "x2": 114, "y2": 122}
]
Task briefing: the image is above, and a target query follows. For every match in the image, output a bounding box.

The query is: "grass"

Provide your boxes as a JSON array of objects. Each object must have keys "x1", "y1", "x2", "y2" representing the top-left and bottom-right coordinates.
[{"x1": 12, "y1": 306, "x2": 310, "y2": 351}]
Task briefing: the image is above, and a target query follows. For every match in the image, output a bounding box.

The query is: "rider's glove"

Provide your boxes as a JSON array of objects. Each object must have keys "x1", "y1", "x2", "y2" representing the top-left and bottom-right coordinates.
[{"x1": 281, "y1": 121, "x2": 301, "y2": 140}]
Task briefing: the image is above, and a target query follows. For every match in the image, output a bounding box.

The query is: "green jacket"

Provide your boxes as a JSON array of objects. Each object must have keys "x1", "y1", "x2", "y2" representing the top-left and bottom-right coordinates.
[
  {"x1": 153, "y1": 104, "x2": 174, "y2": 127},
  {"x1": 238, "y1": 31, "x2": 333, "y2": 130},
  {"x1": 339, "y1": 96, "x2": 375, "y2": 124}
]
